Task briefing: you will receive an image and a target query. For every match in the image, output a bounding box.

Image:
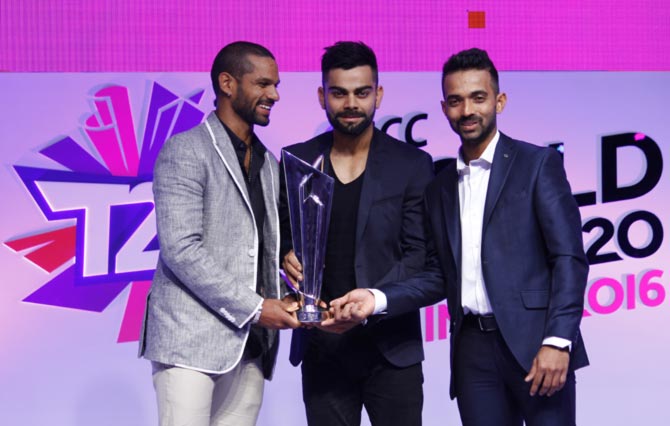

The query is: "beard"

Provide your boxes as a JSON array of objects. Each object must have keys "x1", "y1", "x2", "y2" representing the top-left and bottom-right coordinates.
[
  {"x1": 232, "y1": 88, "x2": 272, "y2": 127},
  {"x1": 326, "y1": 109, "x2": 375, "y2": 136}
]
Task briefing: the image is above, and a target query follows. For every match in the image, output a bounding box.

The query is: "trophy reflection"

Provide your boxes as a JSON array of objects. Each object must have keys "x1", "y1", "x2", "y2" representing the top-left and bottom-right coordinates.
[{"x1": 282, "y1": 150, "x2": 334, "y2": 323}]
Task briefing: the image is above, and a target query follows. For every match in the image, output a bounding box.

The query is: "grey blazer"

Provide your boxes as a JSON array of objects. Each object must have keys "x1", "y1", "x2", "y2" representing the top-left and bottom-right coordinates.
[{"x1": 139, "y1": 112, "x2": 282, "y2": 379}]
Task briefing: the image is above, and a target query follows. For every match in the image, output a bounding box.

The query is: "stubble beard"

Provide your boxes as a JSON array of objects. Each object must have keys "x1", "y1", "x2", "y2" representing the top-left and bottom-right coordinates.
[{"x1": 233, "y1": 89, "x2": 271, "y2": 127}]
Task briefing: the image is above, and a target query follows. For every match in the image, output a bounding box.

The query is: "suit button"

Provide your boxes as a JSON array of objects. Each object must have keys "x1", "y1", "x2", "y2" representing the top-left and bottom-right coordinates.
[{"x1": 248, "y1": 249, "x2": 255, "y2": 257}]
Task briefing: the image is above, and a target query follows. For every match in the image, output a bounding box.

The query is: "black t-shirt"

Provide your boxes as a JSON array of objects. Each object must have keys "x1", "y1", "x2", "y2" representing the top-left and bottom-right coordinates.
[{"x1": 321, "y1": 169, "x2": 364, "y2": 302}]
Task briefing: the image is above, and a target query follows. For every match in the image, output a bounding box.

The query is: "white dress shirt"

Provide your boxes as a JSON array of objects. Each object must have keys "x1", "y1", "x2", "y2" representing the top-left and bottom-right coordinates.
[{"x1": 457, "y1": 132, "x2": 499, "y2": 315}]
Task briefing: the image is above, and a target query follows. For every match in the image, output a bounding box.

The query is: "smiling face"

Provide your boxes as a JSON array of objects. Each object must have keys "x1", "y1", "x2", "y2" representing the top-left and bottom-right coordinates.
[
  {"x1": 319, "y1": 65, "x2": 383, "y2": 137},
  {"x1": 229, "y1": 54, "x2": 280, "y2": 127},
  {"x1": 441, "y1": 69, "x2": 506, "y2": 154}
]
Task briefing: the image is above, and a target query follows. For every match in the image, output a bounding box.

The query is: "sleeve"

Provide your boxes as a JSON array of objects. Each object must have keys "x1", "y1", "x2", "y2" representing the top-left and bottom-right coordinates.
[{"x1": 534, "y1": 148, "x2": 589, "y2": 343}]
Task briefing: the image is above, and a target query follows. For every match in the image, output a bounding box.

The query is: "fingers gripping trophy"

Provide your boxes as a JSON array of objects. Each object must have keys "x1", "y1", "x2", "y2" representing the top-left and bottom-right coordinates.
[{"x1": 282, "y1": 150, "x2": 334, "y2": 323}]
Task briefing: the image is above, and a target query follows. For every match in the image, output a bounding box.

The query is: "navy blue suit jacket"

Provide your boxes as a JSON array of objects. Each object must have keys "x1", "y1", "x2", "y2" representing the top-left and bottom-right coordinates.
[
  {"x1": 382, "y1": 133, "x2": 590, "y2": 398},
  {"x1": 279, "y1": 128, "x2": 434, "y2": 367}
]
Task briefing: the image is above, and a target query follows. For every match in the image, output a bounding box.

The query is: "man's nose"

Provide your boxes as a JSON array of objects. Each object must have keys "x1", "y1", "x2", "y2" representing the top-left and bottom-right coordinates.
[
  {"x1": 343, "y1": 93, "x2": 358, "y2": 109},
  {"x1": 267, "y1": 85, "x2": 279, "y2": 102},
  {"x1": 463, "y1": 99, "x2": 474, "y2": 116}
]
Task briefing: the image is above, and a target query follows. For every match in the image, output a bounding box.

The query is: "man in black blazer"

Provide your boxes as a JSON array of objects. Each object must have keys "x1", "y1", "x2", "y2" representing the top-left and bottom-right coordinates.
[
  {"x1": 328, "y1": 48, "x2": 589, "y2": 426},
  {"x1": 280, "y1": 41, "x2": 434, "y2": 426}
]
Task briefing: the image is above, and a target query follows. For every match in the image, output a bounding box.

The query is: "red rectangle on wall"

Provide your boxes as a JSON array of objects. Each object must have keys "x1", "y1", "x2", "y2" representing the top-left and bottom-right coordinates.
[{"x1": 468, "y1": 11, "x2": 486, "y2": 29}]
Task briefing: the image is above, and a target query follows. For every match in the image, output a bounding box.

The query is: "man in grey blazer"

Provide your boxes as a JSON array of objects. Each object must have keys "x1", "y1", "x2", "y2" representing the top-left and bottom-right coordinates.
[{"x1": 140, "y1": 41, "x2": 301, "y2": 426}]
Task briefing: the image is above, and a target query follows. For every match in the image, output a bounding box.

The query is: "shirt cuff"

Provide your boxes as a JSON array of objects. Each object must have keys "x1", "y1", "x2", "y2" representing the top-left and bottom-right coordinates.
[
  {"x1": 542, "y1": 336, "x2": 572, "y2": 351},
  {"x1": 249, "y1": 300, "x2": 264, "y2": 325},
  {"x1": 368, "y1": 288, "x2": 388, "y2": 315}
]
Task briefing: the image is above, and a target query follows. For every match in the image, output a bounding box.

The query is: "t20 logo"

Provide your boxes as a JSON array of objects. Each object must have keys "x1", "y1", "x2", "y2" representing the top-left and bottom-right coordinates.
[{"x1": 4, "y1": 82, "x2": 206, "y2": 342}]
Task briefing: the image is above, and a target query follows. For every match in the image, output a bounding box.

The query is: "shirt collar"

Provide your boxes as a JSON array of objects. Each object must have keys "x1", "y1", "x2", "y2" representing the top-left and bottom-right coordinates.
[
  {"x1": 457, "y1": 130, "x2": 500, "y2": 175},
  {"x1": 218, "y1": 118, "x2": 266, "y2": 156}
]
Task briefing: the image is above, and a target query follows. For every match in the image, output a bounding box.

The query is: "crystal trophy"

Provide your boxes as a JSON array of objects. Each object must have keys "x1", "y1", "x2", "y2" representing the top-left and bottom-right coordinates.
[{"x1": 282, "y1": 150, "x2": 334, "y2": 323}]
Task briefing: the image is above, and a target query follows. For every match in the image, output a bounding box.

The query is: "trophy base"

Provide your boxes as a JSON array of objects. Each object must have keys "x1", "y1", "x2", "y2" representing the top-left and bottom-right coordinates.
[{"x1": 297, "y1": 309, "x2": 327, "y2": 324}]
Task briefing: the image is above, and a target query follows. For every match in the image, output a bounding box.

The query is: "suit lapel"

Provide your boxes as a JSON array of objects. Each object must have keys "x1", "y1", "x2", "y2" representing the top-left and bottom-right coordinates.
[
  {"x1": 483, "y1": 133, "x2": 517, "y2": 230},
  {"x1": 259, "y1": 154, "x2": 277, "y2": 231},
  {"x1": 292, "y1": 132, "x2": 333, "y2": 169},
  {"x1": 314, "y1": 133, "x2": 334, "y2": 169},
  {"x1": 355, "y1": 131, "x2": 383, "y2": 247},
  {"x1": 205, "y1": 113, "x2": 251, "y2": 206}
]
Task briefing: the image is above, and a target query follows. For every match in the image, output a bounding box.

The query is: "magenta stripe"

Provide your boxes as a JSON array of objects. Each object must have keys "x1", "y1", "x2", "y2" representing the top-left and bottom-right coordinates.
[{"x1": 1, "y1": 0, "x2": 669, "y2": 72}]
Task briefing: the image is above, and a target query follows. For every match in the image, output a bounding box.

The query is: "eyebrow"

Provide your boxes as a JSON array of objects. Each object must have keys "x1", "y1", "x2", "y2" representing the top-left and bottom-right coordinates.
[
  {"x1": 328, "y1": 85, "x2": 373, "y2": 93},
  {"x1": 446, "y1": 90, "x2": 488, "y2": 99},
  {"x1": 255, "y1": 77, "x2": 279, "y2": 85}
]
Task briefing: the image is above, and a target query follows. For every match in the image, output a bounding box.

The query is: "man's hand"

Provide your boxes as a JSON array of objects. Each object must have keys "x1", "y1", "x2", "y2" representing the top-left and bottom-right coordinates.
[
  {"x1": 282, "y1": 293, "x2": 301, "y2": 307},
  {"x1": 257, "y1": 298, "x2": 301, "y2": 330},
  {"x1": 282, "y1": 250, "x2": 303, "y2": 290},
  {"x1": 315, "y1": 308, "x2": 359, "y2": 334},
  {"x1": 329, "y1": 288, "x2": 376, "y2": 321},
  {"x1": 318, "y1": 289, "x2": 376, "y2": 333},
  {"x1": 524, "y1": 345, "x2": 570, "y2": 397}
]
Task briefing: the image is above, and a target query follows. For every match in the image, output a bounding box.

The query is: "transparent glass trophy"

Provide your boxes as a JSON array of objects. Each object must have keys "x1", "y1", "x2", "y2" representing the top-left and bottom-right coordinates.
[{"x1": 282, "y1": 150, "x2": 334, "y2": 323}]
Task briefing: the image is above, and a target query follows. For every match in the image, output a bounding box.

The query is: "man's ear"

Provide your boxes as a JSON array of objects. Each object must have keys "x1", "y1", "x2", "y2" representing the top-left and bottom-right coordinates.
[
  {"x1": 218, "y1": 72, "x2": 236, "y2": 98},
  {"x1": 375, "y1": 85, "x2": 384, "y2": 109},
  {"x1": 496, "y1": 92, "x2": 507, "y2": 114},
  {"x1": 318, "y1": 86, "x2": 326, "y2": 110}
]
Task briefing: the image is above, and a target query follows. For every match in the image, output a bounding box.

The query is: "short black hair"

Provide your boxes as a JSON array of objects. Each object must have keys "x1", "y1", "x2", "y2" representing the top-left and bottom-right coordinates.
[
  {"x1": 210, "y1": 41, "x2": 275, "y2": 97},
  {"x1": 321, "y1": 41, "x2": 378, "y2": 86},
  {"x1": 442, "y1": 48, "x2": 499, "y2": 94}
]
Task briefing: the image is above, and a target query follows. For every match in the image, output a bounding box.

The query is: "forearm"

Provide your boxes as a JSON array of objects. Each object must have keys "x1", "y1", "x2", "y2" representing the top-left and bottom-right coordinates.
[{"x1": 382, "y1": 258, "x2": 447, "y2": 317}]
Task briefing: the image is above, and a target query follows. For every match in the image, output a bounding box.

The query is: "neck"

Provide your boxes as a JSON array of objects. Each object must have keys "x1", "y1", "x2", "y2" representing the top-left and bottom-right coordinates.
[
  {"x1": 331, "y1": 124, "x2": 374, "y2": 154},
  {"x1": 216, "y1": 105, "x2": 253, "y2": 145},
  {"x1": 461, "y1": 129, "x2": 497, "y2": 164}
]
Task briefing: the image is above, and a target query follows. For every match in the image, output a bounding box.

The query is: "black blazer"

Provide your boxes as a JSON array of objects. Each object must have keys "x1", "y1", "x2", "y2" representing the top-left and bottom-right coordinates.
[
  {"x1": 382, "y1": 133, "x2": 590, "y2": 397},
  {"x1": 279, "y1": 128, "x2": 434, "y2": 367}
]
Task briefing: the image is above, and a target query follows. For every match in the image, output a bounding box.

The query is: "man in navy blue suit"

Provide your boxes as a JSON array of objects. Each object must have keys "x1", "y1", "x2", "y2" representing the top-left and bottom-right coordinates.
[
  {"x1": 328, "y1": 48, "x2": 589, "y2": 426},
  {"x1": 280, "y1": 41, "x2": 434, "y2": 426}
]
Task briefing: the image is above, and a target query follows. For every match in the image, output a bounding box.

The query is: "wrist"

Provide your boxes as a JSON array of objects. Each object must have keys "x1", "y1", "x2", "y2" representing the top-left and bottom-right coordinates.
[{"x1": 542, "y1": 336, "x2": 572, "y2": 351}]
